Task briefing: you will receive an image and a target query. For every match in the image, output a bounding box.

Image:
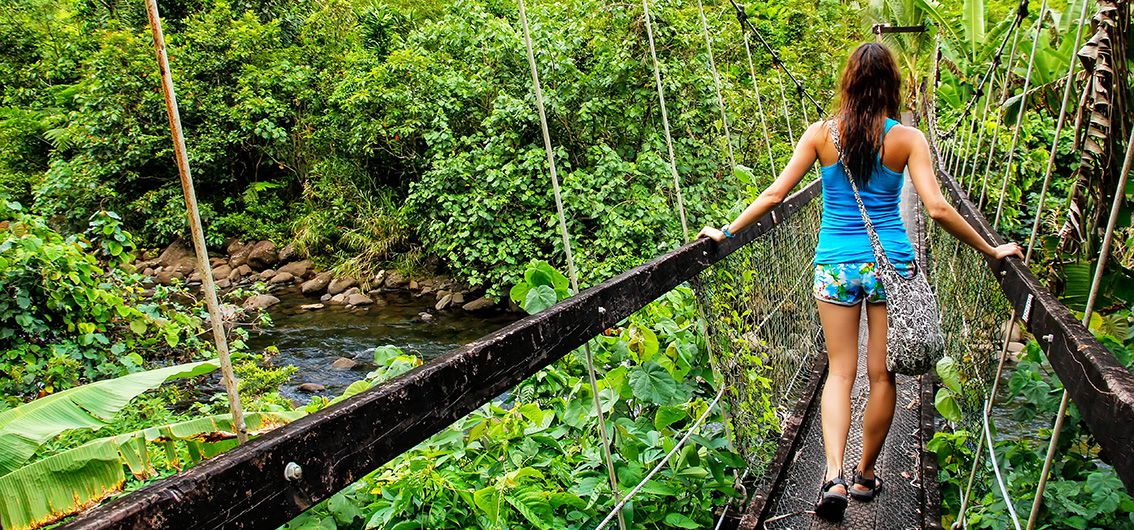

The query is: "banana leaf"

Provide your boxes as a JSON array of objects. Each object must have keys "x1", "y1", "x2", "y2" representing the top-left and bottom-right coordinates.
[
  {"x1": 0, "y1": 360, "x2": 220, "y2": 476},
  {"x1": 0, "y1": 411, "x2": 303, "y2": 530}
]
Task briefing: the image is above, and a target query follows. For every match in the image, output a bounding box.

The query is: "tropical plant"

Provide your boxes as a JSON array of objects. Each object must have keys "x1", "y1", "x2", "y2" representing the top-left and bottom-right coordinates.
[{"x1": 283, "y1": 264, "x2": 743, "y2": 529}]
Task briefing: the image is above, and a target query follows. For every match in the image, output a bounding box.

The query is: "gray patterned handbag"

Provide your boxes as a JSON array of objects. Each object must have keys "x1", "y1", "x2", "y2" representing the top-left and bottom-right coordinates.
[{"x1": 827, "y1": 121, "x2": 944, "y2": 375}]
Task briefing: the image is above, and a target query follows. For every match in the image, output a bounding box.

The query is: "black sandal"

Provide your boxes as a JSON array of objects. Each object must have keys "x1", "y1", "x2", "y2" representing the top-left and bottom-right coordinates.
[
  {"x1": 849, "y1": 467, "x2": 883, "y2": 501},
  {"x1": 814, "y1": 475, "x2": 849, "y2": 521}
]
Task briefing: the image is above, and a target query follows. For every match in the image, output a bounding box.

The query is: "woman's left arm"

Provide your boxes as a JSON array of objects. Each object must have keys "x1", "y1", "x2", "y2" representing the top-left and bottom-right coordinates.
[{"x1": 697, "y1": 122, "x2": 822, "y2": 242}]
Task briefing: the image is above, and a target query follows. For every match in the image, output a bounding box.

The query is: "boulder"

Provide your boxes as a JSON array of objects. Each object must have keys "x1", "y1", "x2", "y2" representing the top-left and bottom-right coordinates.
[
  {"x1": 297, "y1": 382, "x2": 326, "y2": 393},
  {"x1": 301, "y1": 272, "x2": 334, "y2": 295},
  {"x1": 300, "y1": 303, "x2": 325, "y2": 310},
  {"x1": 330, "y1": 357, "x2": 357, "y2": 370},
  {"x1": 156, "y1": 240, "x2": 196, "y2": 276},
  {"x1": 269, "y1": 272, "x2": 295, "y2": 284},
  {"x1": 384, "y1": 270, "x2": 408, "y2": 289},
  {"x1": 228, "y1": 245, "x2": 251, "y2": 269},
  {"x1": 210, "y1": 257, "x2": 227, "y2": 268},
  {"x1": 408, "y1": 280, "x2": 419, "y2": 290},
  {"x1": 451, "y1": 292, "x2": 466, "y2": 305},
  {"x1": 346, "y1": 293, "x2": 374, "y2": 306},
  {"x1": 188, "y1": 271, "x2": 202, "y2": 283},
  {"x1": 235, "y1": 264, "x2": 253, "y2": 277},
  {"x1": 211, "y1": 264, "x2": 233, "y2": 281},
  {"x1": 419, "y1": 312, "x2": 434, "y2": 322},
  {"x1": 435, "y1": 294, "x2": 453, "y2": 311},
  {"x1": 259, "y1": 269, "x2": 277, "y2": 281},
  {"x1": 330, "y1": 292, "x2": 349, "y2": 304},
  {"x1": 277, "y1": 260, "x2": 312, "y2": 279},
  {"x1": 155, "y1": 269, "x2": 184, "y2": 285},
  {"x1": 327, "y1": 277, "x2": 358, "y2": 296},
  {"x1": 372, "y1": 270, "x2": 387, "y2": 287},
  {"x1": 320, "y1": 293, "x2": 332, "y2": 302},
  {"x1": 243, "y1": 294, "x2": 280, "y2": 312},
  {"x1": 278, "y1": 242, "x2": 299, "y2": 263},
  {"x1": 247, "y1": 241, "x2": 279, "y2": 270},
  {"x1": 436, "y1": 290, "x2": 451, "y2": 300},
  {"x1": 142, "y1": 267, "x2": 155, "y2": 277},
  {"x1": 1006, "y1": 341, "x2": 1026, "y2": 353},
  {"x1": 215, "y1": 278, "x2": 232, "y2": 290},
  {"x1": 461, "y1": 296, "x2": 494, "y2": 312},
  {"x1": 342, "y1": 287, "x2": 361, "y2": 297},
  {"x1": 225, "y1": 239, "x2": 246, "y2": 256},
  {"x1": 1001, "y1": 320, "x2": 1024, "y2": 343}
]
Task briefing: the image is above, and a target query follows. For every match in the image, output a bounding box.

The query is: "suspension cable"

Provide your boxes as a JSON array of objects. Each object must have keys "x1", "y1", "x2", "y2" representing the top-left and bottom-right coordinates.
[
  {"x1": 993, "y1": 0, "x2": 1048, "y2": 228},
  {"x1": 729, "y1": 0, "x2": 825, "y2": 118},
  {"x1": 642, "y1": 0, "x2": 690, "y2": 241},
  {"x1": 515, "y1": 3, "x2": 627, "y2": 529},
  {"x1": 941, "y1": 0, "x2": 1031, "y2": 140},
  {"x1": 697, "y1": 0, "x2": 737, "y2": 171},
  {"x1": 144, "y1": 0, "x2": 248, "y2": 444}
]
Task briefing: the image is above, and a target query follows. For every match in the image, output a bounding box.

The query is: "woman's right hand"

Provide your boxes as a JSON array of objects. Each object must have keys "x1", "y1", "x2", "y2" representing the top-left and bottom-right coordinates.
[{"x1": 989, "y1": 242, "x2": 1024, "y2": 260}]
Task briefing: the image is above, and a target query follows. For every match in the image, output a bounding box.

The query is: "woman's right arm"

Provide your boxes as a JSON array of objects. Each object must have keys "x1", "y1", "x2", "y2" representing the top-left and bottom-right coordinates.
[{"x1": 905, "y1": 128, "x2": 1023, "y2": 260}]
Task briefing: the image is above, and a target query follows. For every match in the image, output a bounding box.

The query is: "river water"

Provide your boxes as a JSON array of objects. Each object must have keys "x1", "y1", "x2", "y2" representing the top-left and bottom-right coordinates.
[{"x1": 245, "y1": 289, "x2": 519, "y2": 403}]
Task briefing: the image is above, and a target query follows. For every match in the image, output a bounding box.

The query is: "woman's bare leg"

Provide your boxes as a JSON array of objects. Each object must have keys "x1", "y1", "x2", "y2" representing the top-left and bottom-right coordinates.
[
  {"x1": 855, "y1": 301, "x2": 896, "y2": 488},
  {"x1": 817, "y1": 300, "x2": 862, "y2": 492}
]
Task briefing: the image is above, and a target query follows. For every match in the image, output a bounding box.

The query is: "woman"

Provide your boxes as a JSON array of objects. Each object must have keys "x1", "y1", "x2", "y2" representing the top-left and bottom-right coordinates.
[{"x1": 697, "y1": 43, "x2": 1022, "y2": 521}]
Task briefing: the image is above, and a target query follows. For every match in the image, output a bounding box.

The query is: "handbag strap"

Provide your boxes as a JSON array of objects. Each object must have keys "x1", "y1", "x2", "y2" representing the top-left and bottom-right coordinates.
[{"x1": 825, "y1": 120, "x2": 896, "y2": 271}]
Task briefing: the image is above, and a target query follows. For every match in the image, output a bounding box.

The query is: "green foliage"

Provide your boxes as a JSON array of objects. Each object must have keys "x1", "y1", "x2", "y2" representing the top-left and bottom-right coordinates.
[
  {"x1": 285, "y1": 263, "x2": 741, "y2": 529},
  {"x1": 931, "y1": 335, "x2": 1134, "y2": 529},
  {"x1": 0, "y1": 201, "x2": 210, "y2": 399}
]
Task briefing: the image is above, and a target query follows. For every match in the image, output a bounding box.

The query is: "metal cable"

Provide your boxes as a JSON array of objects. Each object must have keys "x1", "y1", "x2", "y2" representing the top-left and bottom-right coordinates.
[
  {"x1": 697, "y1": 0, "x2": 737, "y2": 171},
  {"x1": 642, "y1": 0, "x2": 689, "y2": 241},
  {"x1": 994, "y1": 0, "x2": 1049, "y2": 228},
  {"x1": 743, "y1": 31, "x2": 778, "y2": 176},
  {"x1": 144, "y1": 0, "x2": 248, "y2": 443},
  {"x1": 977, "y1": 23, "x2": 1023, "y2": 208},
  {"x1": 1024, "y1": 0, "x2": 1091, "y2": 264},
  {"x1": 595, "y1": 388, "x2": 726, "y2": 530},
  {"x1": 515, "y1": 3, "x2": 626, "y2": 528}
]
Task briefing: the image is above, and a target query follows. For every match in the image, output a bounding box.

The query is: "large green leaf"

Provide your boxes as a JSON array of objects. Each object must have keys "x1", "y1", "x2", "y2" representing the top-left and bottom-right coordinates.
[
  {"x1": 0, "y1": 360, "x2": 220, "y2": 476},
  {"x1": 0, "y1": 411, "x2": 301, "y2": 530},
  {"x1": 629, "y1": 362, "x2": 679, "y2": 406},
  {"x1": 962, "y1": 0, "x2": 985, "y2": 59}
]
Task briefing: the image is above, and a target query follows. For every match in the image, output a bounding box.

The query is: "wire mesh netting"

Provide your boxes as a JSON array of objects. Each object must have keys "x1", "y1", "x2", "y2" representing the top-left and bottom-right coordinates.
[
  {"x1": 926, "y1": 183, "x2": 1014, "y2": 512},
  {"x1": 694, "y1": 195, "x2": 824, "y2": 476}
]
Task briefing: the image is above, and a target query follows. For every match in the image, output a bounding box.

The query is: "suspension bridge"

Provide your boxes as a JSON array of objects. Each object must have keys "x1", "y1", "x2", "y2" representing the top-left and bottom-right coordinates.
[{"x1": 51, "y1": 0, "x2": 1134, "y2": 529}]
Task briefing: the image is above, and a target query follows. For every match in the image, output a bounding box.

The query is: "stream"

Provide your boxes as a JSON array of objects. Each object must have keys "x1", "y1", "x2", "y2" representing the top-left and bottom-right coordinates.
[{"x1": 245, "y1": 289, "x2": 519, "y2": 403}]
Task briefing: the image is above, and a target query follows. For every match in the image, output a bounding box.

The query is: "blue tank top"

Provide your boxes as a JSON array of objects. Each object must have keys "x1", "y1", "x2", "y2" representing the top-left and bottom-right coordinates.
[{"x1": 813, "y1": 118, "x2": 916, "y2": 265}]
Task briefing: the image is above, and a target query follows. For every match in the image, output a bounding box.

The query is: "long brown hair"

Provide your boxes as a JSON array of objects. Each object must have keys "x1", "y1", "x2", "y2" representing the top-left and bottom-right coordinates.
[{"x1": 836, "y1": 42, "x2": 901, "y2": 183}]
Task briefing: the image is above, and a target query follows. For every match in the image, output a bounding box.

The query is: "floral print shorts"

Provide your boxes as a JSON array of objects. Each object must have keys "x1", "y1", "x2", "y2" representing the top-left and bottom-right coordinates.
[{"x1": 813, "y1": 261, "x2": 915, "y2": 306}]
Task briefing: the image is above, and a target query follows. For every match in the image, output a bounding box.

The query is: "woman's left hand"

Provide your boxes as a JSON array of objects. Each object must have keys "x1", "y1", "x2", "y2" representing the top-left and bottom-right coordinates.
[{"x1": 697, "y1": 226, "x2": 726, "y2": 242}]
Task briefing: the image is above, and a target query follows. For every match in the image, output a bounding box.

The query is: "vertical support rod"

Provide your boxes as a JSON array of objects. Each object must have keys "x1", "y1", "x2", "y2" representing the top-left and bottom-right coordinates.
[
  {"x1": 978, "y1": 23, "x2": 1022, "y2": 208},
  {"x1": 1025, "y1": 0, "x2": 1091, "y2": 264},
  {"x1": 742, "y1": 32, "x2": 778, "y2": 176},
  {"x1": 994, "y1": 0, "x2": 1047, "y2": 228},
  {"x1": 515, "y1": 3, "x2": 626, "y2": 529},
  {"x1": 144, "y1": 0, "x2": 247, "y2": 443},
  {"x1": 642, "y1": 0, "x2": 689, "y2": 241},
  {"x1": 966, "y1": 70, "x2": 998, "y2": 196},
  {"x1": 696, "y1": 0, "x2": 736, "y2": 171}
]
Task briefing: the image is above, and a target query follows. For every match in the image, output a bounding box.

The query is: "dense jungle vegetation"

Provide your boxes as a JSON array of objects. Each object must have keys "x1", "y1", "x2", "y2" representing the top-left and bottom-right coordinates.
[{"x1": 3, "y1": 0, "x2": 1134, "y2": 527}]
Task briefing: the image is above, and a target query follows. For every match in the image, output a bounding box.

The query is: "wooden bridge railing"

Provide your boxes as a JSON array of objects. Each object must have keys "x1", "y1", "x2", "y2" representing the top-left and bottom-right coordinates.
[
  {"x1": 938, "y1": 167, "x2": 1134, "y2": 492},
  {"x1": 59, "y1": 182, "x2": 822, "y2": 530}
]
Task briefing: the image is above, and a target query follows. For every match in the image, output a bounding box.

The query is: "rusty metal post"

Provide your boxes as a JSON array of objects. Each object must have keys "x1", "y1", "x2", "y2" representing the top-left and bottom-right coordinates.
[{"x1": 144, "y1": 0, "x2": 248, "y2": 443}]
